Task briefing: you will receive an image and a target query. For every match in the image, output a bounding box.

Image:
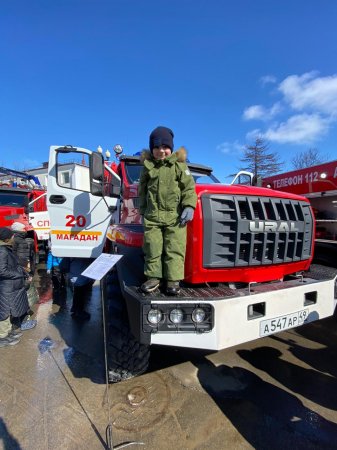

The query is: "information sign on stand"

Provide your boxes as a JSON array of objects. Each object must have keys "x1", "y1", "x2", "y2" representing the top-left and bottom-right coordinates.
[{"x1": 81, "y1": 253, "x2": 123, "y2": 280}]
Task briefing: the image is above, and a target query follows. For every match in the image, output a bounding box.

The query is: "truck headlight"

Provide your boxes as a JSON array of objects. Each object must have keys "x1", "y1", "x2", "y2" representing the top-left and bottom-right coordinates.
[
  {"x1": 192, "y1": 308, "x2": 206, "y2": 323},
  {"x1": 169, "y1": 308, "x2": 184, "y2": 324},
  {"x1": 147, "y1": 309, "x2": 162, "y2": 324}
]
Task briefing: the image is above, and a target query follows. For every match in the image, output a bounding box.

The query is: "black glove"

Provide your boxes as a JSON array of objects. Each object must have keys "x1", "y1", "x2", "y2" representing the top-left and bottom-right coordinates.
[{"x1": 180, "y1": 207, "x2": 194, "y2": 225}]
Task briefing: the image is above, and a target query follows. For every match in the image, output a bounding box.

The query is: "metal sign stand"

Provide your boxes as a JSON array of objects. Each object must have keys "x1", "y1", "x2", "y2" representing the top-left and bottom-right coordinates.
[
  {"x1": 100, "y1": 275, "x2": 144, "y2": 450},
  {"x1": 81, "y1": 255, "x2": 144, "y2": 449}
]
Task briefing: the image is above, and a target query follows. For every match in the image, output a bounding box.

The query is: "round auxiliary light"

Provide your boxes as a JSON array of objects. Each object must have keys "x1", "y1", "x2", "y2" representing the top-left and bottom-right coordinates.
[
  {"x1": 113, "y1": 144, "x2": 123, "y2": 155},
  {"x1": 147, "y1": 309, "x2": 162, "y2": 325},
  {"x1": 169, "y1": 308, "x2": 184, "y2": 324},
  {"x1": 192, "y1": 308, "x2": 206, "y2": 323}
]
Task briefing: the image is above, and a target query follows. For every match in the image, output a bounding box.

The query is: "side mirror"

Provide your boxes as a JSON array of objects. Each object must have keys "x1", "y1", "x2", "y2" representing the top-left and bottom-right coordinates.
[
  {"x1": 90, "y1": 152, "x2": 104, "y2": 197},
  {"x1": 252, "y1": 175, "x2": 262, "y2": 187},
  {"x1": 23, "y1": 197, "x2": 30, "y2": 215},
  {"x1": 91, "y1": 152, "x2": 104, "y2": 181}
]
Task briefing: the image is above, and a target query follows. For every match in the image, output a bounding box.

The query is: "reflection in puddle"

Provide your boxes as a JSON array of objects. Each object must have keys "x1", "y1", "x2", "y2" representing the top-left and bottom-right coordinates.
[{"x1": 38, "y1": 336, "x2": 56, "y2": 354}]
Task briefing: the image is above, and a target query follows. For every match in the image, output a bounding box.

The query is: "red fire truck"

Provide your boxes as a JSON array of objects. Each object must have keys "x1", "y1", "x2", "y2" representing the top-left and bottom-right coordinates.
[
  {"x1": 0, "y1": 167, "x2": 49, "y2": 270},
  {"x1": 47, "y1": 146, "x2": 337, "y2": 382},
  {"x1": 263, "y1": 160, "x2": 337, "y2": 267}
]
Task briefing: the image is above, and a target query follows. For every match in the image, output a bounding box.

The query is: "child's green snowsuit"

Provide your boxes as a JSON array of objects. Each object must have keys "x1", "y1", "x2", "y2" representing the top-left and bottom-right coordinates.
[{"x1": 138, "y1": 148, "x2": 197, "y2": 281}]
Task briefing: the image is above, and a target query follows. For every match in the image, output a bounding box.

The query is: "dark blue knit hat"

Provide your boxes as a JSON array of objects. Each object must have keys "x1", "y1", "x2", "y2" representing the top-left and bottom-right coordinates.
[{"x1": 149, "y1": 126, "x2": 174, "y2": 152}]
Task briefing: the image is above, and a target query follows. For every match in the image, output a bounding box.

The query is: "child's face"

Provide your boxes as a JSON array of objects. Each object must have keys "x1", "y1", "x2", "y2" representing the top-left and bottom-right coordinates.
[{"x1": 152, "y1": 145, "x2": 172, "y2": 160}]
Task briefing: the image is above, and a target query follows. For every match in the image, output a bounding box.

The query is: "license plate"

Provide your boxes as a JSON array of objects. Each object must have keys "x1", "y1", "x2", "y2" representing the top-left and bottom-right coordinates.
[{"x1": 260, "y1": 309, "x2": 309, "y2": 337}]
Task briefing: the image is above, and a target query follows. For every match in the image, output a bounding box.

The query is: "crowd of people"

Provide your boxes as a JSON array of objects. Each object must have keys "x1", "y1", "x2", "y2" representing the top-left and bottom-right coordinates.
[{"x1": 0, "y1": 223, "x2": 93, "y2": 349}]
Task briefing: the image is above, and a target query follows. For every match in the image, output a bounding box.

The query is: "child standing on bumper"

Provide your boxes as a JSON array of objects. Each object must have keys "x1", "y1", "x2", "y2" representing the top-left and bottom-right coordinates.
[{"x1": 139, "y1": 126, "x2": 197, "y2": 295}]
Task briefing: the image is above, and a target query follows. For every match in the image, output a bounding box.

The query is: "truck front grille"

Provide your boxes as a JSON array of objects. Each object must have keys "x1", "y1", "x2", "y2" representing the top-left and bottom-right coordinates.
[{"x1": 202, "y1": 195, "x2": 313, "y2": 268}]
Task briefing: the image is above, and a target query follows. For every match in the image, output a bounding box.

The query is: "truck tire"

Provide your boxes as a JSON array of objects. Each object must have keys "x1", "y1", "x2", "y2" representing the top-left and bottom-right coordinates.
[{"x1": 105, "y1": 272, "x2": 150, "y2": 383}]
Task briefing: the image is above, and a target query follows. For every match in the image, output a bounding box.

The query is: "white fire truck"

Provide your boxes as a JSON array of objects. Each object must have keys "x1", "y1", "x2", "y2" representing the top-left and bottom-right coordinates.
[
  {"x1": 47, "y1": 145, "x2": 337, "y2": 382},
  {"x1": 263, "y1": 160, "x2": 337, "y2": 267}
]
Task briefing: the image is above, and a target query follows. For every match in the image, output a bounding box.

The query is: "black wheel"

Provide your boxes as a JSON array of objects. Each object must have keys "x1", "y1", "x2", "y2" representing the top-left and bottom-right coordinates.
[
  {"x1": 25, "y1": 238, "x2": 37, "y2": 275},
  {"x1": 105, "y1": 271, "x2": 150, "y2": 383}
]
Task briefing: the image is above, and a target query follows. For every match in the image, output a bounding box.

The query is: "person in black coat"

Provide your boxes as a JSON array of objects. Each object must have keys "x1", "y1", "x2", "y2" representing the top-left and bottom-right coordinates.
[
  {"x1": 0, "y1": 227, "x2": 36, "y2": 348},
  {"x1": 11, "y1": 222, "x2": 32, "y2": 274}
]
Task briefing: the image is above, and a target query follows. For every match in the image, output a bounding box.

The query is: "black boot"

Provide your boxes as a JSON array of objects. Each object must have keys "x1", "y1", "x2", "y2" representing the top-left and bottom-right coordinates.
[
  {"x1": 141, "y1": 278, "x2": 160, "y2": 294},
  {"x1": 166, "y1": 281, "x2": 181, "y2": 296}
]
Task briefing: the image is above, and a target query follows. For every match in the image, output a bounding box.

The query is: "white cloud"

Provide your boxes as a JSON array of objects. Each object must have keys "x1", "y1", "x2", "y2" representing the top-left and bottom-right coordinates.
[
  {"x1": 243, "y1": 71, "x2": 337, "y2": 145},
  {"x1": 217, "y1": 140, "x2": 244, "y2": 154},
  {"x1": 243, "y1": 102, "x2": 282, "y2": 121},
  {"x1": 243, "y1": 105, "x2": 266, "y2": 120},
  {"x1": 260, "y1": 75, "x2": 277, "y2": 85},
  {"x1": 279, "y1": 72, "x2": 337, "y2": 115},
  {"x1": 246, "y1": 129, "x2": 262, "y2": 141},
  {"x1": 261, "y1": 113, "x2": 330, "y2": 144}
]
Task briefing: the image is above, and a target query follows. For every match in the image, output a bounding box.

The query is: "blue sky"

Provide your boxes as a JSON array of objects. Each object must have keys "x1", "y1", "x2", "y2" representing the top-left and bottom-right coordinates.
[{"x1": 1, "y1": 0, "x2": 337, "y2": 181}]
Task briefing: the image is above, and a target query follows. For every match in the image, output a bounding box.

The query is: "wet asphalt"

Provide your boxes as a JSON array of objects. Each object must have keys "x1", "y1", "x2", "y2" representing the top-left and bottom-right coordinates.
[{"x1": 1, "y1": 263, "x2": 337, "y2": 450}]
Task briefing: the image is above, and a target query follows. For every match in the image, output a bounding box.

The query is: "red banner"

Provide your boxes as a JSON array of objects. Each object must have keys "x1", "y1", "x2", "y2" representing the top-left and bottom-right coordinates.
[{"x1": 263, "y1": 160, "x2": 337, "y2": 195}]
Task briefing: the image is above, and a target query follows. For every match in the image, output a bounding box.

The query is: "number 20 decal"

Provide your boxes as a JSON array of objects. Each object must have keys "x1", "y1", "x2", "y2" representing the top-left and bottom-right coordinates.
[{"x1": 65, "y1": 215, "x2": 86, "y2": 227}]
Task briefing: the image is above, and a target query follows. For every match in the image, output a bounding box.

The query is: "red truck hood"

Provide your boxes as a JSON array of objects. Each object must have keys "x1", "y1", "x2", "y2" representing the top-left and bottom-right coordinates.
[{"x1": 194, "y1": 183, "x2": 309, "y2": 203}]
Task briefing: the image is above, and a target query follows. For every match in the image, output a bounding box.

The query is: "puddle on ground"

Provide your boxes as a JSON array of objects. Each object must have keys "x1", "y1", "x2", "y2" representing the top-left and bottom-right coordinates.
[
  {"x1": 38, "y1": 336, "x2": 57, "y2": 354},
  {"x1": 110, "y1": 373, "x2": 170, "y2": 432}
]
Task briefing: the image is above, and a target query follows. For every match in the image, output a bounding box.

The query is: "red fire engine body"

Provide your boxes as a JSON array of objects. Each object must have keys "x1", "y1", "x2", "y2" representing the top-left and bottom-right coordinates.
[
  {"x1": 263, "y1": 160, "x2": 337, "y2": 267},
  {"x1": 47, "y1": 146, "x2": 337, "y2": 382}
]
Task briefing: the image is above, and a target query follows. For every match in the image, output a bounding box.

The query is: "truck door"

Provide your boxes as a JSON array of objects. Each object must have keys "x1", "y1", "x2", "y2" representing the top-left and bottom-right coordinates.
[{"x1": 47, "y1": 146, "x2": 120, "y2": 258}]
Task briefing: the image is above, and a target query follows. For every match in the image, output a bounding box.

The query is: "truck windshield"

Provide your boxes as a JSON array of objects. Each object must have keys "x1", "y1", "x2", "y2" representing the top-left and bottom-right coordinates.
[
  {"x1": 0, "y1": 193, "x2": 28, "y2": 207},
  {"x1": 125, "y1": 164, "x2": 220, "y2": 184},
  {"x1": 191, "y1": 171, "x2": 220, "y2": 184}
]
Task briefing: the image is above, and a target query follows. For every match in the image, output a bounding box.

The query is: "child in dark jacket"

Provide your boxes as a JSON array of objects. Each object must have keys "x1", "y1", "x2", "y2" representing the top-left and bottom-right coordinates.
[
  {"x1": 138, "y1": 126, "x2": 197, "y2": 295},
  {"x1": 46, "y1": 250, "x2": 66, "y2": 291}
]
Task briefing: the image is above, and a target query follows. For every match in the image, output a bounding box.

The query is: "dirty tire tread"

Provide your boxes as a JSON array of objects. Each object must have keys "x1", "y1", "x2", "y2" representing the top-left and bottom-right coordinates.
[{"x1": 106, "y1": 273, "x2": 150, "y2": 383}]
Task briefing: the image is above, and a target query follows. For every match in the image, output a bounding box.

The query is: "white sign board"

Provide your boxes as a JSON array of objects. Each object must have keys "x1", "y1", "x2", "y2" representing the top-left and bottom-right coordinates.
[{"x1": 81, "y1": 254, "x2": 123, "y2": 280}]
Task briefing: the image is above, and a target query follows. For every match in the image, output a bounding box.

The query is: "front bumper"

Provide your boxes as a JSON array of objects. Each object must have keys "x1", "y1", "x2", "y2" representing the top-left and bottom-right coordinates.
[{"x1": 123, "y1": 269, "x2": 337, "y2": 350}]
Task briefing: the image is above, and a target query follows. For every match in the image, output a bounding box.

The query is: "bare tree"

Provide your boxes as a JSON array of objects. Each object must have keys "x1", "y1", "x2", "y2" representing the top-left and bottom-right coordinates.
[
  {"x1": 239, "y1": 137, "x2": 284, "y2": 177},
  {"x1": 291, "y1": 148, "x2": 330, "y2": 169}
]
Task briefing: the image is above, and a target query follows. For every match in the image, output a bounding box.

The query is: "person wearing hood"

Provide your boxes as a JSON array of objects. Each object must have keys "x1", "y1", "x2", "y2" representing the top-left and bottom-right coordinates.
[
  {"x1": 0, "y1": 226, "x2": 37, "y2": 345},
  {"x1": 138, "y1": 126, "x2": 197, "y2": 295}
]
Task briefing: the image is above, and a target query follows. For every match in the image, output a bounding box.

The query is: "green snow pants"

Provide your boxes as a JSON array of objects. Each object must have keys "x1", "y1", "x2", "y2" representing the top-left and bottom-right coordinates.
[{"x1": 143, "y1": 218, "x2": 187, "y2": 281}]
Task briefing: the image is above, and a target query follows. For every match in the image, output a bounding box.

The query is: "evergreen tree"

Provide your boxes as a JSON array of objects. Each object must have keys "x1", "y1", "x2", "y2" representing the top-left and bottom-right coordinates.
[{"x1": 240, "y1": 137, "x2": 283, "y2": 177}]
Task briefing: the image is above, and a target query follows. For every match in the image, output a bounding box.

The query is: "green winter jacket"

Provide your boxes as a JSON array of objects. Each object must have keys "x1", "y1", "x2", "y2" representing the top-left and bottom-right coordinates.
[{"x1": 138, "y1": 148, "x2": 197, "y2": 225}]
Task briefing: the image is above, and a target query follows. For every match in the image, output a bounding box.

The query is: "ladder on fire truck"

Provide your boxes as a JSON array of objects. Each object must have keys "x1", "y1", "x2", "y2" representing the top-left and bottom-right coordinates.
[{"x1": 0, "y1": 166, "x2": 41, "y2": 187}]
